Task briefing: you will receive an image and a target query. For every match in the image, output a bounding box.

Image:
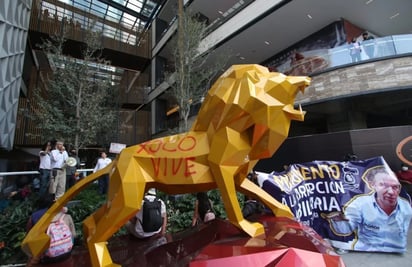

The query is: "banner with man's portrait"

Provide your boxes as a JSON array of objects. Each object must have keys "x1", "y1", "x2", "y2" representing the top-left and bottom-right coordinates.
[{"x1": 256, "y1": 156, "x2": 412, "y2": 252}]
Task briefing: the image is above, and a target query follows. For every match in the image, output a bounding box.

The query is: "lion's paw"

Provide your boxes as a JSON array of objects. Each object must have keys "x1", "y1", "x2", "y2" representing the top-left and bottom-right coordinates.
[{"x1": 238, "y1": 220, "x2": 265, "y2": 237}]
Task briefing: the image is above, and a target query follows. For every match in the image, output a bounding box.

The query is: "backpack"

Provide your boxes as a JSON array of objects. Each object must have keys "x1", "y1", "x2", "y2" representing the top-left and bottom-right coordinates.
[
  {"x1": 200, "y1": 199, "x2": 215, "y2": 223},
  {"x1": 44, "y1": 213, "x2": 73, "y2": 258},
  {"x1": 242, "y1": 200, "x2": 264, "y2": 218},
  {"x1": 141, "y1": 196, "x2": 163, "y2": 232},
  {"x1": 203, "y1": 210, "x2": 216, "y2": 223}
]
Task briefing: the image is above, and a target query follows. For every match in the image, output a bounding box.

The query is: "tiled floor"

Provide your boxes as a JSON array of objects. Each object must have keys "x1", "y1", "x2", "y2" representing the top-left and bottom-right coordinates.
[{"x1": 340, "y1": 222, "x2": 412, "y2": 267}]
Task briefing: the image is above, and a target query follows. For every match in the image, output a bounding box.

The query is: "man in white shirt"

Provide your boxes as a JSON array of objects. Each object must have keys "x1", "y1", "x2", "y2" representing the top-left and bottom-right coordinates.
[
  {"x1": 93, "y1": 152, "x2": 112, "y2": 194},
  {"x1": 50, "y1": 141, "x2": 68, "y2": 200},
  {"x1": 328, "y1": 166, "x2": 412, "y2": 252}
]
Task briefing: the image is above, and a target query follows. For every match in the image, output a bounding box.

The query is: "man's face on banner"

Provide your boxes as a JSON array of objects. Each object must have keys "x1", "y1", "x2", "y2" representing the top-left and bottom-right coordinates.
[{"x1": 372, "y1": 172, "x2": 401, "y2": 209}]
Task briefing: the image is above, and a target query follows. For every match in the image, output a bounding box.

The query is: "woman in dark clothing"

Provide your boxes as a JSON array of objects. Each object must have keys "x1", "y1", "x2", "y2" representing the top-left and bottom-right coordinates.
[{"x1": 192, "y1": 192, "x2": 215, "y2": 226}]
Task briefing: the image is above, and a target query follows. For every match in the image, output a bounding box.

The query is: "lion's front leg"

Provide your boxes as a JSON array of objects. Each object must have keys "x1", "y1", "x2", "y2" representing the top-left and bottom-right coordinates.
[
  {"x1": 238, "y1": 177, "x2": 294, "y2": 218},
  {"x1": 211, "y1": 165, "x2": 265, "y2": 237}
]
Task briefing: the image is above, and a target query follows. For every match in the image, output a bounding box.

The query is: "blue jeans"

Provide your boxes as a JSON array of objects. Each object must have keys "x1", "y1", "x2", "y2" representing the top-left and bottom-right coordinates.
[
  {"x1": 39, "y1": 169, "x2": 51, "y2": 196},
  {"x1": 98, "y1": 174, "x2": 109, "y2": 194}
]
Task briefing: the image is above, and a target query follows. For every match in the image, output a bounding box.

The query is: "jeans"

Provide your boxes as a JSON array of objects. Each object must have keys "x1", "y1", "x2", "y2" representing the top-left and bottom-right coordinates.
[
  {"x1": 98, "y1": 174, "x2": 109, "y2": 194},
  {"x1": 351, "y1": 53, "x2": 361, "y2": 62},
  {"x1": 39, "y1": 168, "x2": 51, "y2": 196},
  {"x1": 66, "y1": 174, "x2": 75, "y2": 191}
]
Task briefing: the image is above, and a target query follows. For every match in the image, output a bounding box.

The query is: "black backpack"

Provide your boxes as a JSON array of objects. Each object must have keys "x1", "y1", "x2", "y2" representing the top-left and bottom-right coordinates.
[
  {"x1": 141, "y1": 196, "x2": 163, "y2": 232},
  {"x1": 242, "y1": 200, "x2": 264, "y2": 218}
]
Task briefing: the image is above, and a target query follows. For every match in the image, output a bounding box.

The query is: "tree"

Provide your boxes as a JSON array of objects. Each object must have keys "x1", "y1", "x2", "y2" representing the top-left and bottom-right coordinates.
[
  {"x1": 162, "y1": 1, "x2": 232, "y2": 231},
  {"x1": 168, "y1": 0, "x2": 230, "y2": 132},
  {"x1": 31, "y1": 29, "x2": 118, "y2": 150}
]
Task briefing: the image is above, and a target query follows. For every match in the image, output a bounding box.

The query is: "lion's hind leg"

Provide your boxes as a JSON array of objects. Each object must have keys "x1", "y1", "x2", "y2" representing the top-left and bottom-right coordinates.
[
  {"x1": 21, "y1": 166, "x2": 112, "y2": 259},
  {"x1": 84, "y1": 169, "x2": 146, "y2": 267}
]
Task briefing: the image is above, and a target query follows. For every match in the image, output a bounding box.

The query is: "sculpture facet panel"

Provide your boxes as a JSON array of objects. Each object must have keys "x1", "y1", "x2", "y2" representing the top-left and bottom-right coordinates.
[{"x1": 22, "y1": 64, "x2": 310, "y2": 266}]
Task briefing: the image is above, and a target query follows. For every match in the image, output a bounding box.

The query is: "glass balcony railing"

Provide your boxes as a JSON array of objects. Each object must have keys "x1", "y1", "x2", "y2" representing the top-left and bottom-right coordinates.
[
  {"x1": 270, "y1": 34, "x2": 412, "y2": 76},
  {"x1": 327, "y1": 35, "x2": 412, "y2": 66}
]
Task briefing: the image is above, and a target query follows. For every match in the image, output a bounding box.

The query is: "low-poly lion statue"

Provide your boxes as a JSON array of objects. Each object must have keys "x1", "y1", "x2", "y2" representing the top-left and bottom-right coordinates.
[{"x1": 22, "y1": 64, "x2": 310, "y2": 266}]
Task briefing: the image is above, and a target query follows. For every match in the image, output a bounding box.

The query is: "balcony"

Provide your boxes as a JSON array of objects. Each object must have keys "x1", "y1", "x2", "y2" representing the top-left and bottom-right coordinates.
[
  {"x1": 29, "y1": 0, "x2": 152, "y2": 67},
  {"x1": 272, "y1": 34, "x2": 412, "y2": 77}
]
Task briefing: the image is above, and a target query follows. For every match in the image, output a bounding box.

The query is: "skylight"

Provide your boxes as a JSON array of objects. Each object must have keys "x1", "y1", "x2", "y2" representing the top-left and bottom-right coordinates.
[{"x1": 39, "y1": 0, "x2": 163, "y2": 45}]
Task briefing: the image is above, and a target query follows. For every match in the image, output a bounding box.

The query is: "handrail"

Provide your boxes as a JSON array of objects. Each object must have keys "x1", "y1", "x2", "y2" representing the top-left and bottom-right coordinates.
[
  {"x1": 0, "y1": 169, "x2": 94, "y2": 177},
  {"x1": 265, "y1": 34, "x2": 412, "y2": 76}
]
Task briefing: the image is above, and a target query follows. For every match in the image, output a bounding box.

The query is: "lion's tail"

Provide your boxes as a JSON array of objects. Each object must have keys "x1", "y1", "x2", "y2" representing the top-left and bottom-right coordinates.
[{"x1": 21, "y1": 162, "x2": 114, "y2": 257}]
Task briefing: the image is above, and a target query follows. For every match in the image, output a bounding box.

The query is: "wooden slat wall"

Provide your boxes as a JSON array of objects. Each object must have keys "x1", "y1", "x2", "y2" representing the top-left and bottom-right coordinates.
[{"x1": 14, "y1": 68, "x2": 43, "y2": 146}]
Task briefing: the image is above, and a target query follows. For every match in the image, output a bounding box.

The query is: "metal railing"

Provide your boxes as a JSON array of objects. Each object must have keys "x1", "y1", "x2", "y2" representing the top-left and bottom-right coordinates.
[
  {"x1": 0, "y1": 169, "x2": 95, "y2": 198},
  {"x1": 0, "y1": 169, "x2": 94, "y2": 177},
  {"x1": 271, "y1": 34, "x2": 412, "y2": 76}
]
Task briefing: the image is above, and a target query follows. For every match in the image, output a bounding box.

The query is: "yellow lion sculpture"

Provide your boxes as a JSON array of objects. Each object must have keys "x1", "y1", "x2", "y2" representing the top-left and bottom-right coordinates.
[{"x1": 22, "y1": 64, "x2": 310, "y2": 266}]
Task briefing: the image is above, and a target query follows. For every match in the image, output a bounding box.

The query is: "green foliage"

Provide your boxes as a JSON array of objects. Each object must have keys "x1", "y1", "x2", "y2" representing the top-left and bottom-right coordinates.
[
  {"x1": 31, "y1": 29, "x2": 119, "y2": 149},
  {"x1": 66, "y1": 184, "x2": 126, "y2": 242},
  {"x1": 0, "y1": 197, "x2": 37, "y2": 264},
  {"x1": 0, "y1": 185, "x2": 106, "y2": 264},
  {"x1": 168, "y1": 6, "x2": 230, "y2": 132},
  {"x1": 165, "y1": 190, "x2": 245, "y2": 233},
  {"x1": 0, "y1": 185, "x2": 246, "y2": 264},
  {"x1": 69, "y1": 184, "x2": 106, "y2": 242},
  {"x1": 166, "y1": 193, "x2": 196, "y2": 233}
]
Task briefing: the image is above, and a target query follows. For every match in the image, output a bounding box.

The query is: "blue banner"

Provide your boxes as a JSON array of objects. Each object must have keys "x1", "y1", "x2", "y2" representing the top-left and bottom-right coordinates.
[{"x1": 256, "y1": 156, "x2": 412, "y2": 252}]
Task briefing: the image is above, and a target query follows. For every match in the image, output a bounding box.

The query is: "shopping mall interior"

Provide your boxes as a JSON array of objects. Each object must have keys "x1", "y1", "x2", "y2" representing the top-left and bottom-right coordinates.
[{"x1": 1, "y1": 1, "x2": 412, "y2": 266}]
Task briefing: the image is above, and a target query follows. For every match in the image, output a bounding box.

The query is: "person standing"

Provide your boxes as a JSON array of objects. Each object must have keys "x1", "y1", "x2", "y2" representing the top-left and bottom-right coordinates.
[
  {"x1": 191, "y1": 192, "x2": 215, "y2": 226},
  {"x1": 362, "y1": 32, "x2": 375, "y2": 59},
  {"x1": 349, "y1": 37, "x2": 362, "y2": 63},
  {"x1": 93, "y1": 151, "x2": 112, "y2": 194},
  {"x1": 38, "y1": 142, "x2": 51, "y2": 196},
  {"x1": 65, "y1": 149, "x2": 80, "y2": 191},
  {"x1": 50, "y1": 141, "x2": 68, "y2": 200}
]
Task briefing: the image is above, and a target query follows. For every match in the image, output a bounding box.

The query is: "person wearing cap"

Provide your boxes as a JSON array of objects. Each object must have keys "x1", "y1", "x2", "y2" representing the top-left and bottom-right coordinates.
[
  {"x1": 125, "y1": 188, "x2": 167, "y2": 239},
  {"x1": 50, "y1": 141, "x2": 68, "y2": 200}
]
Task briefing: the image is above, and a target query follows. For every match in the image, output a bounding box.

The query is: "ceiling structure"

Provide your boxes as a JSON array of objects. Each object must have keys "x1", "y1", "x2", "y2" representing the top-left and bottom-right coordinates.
[
  {"x1": 38, "y1": 0, "x2": 412, "y2": 128},
  {"x1": 33, "y1": 0, "x2": 166, "y2": 101},
  {"x1": 41, "y1": 0, "x2": 164, "y2": 45},
  {"x1": 185, "y1": 0, "x2": 412, "y2": 135},
  {"x1": 189, "y1": 0, "x2": 412, "y2": 66},
  {"x1": 38, "y1": 0, "x2": 412, "y2": 73},
  {"x1": 42, "y1": 0, "x2": 412, "y2": 76}
]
